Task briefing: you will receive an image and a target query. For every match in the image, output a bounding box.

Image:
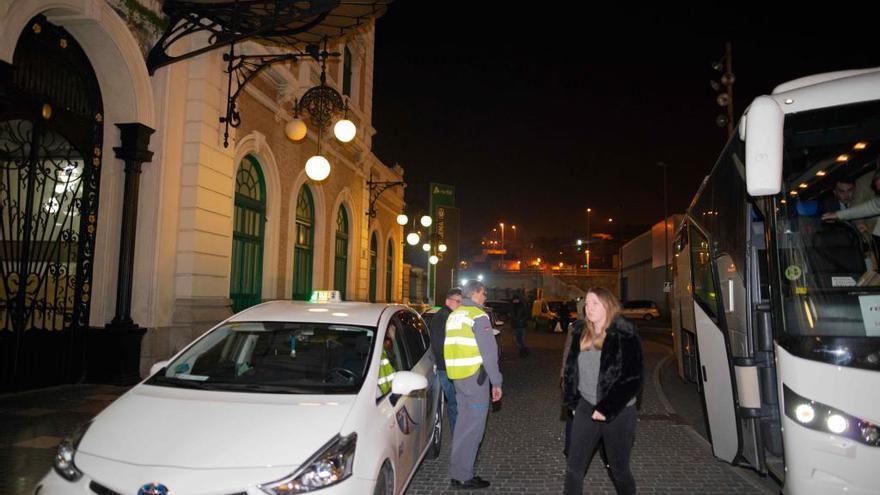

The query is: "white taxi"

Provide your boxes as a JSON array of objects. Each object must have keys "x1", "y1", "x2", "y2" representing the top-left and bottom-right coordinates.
[{"x1": 35, "y1": 292, "x2": 443, "y2": 495}]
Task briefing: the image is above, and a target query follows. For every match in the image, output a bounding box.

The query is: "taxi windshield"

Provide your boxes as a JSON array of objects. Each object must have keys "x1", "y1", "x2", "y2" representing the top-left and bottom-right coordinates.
[{"x1": 148, "y1": 322, "x2": 375, "y2": 394}]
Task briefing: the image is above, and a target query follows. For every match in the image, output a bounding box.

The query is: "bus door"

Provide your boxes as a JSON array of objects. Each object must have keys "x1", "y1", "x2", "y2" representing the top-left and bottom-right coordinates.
[
  {"x1": 747, "y1": 208, "x2": 784, "y2": 477},
  {"x1": 673, "y1": 226, "x2": 700, "y2": 384},
  {"x1": 689, "y1": 223, "x2": 740, "y2": 463}
]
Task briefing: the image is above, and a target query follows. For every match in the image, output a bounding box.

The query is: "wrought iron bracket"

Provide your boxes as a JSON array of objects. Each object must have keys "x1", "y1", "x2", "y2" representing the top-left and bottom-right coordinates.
[
  {"x1": 219, "y1": 46, "x2": 308, "y2": 147},
  {"x1": 367, "y1": 173, "x2": 405, "y2": 219},
  {"x1": 218, "y1": 41, "x2": 341, "y2": 147},
  {"x1": 145, "y1": 2, "x2": 329, "y2": 75}
]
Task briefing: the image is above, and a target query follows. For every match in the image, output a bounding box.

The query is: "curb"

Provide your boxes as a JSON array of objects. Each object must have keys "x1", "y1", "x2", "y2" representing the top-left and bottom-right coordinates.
[{"x1": 652, "y1": 350, "x2": 779, "y2": 495}]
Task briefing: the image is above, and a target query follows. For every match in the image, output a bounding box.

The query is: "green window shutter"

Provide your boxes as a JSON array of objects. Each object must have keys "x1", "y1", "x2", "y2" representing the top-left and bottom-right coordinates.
[
  {"x1": 369, "y1": 233, "x2": 378, "y2": 303},
  {"x1": 334, "y1": 206, "x2": 349, "y2": 300},
  {"x1": 230, "y1": 156, "x2": 266, "y2": 312},
  {"x1": 385, "y1": 239, "x2": 393, "y2": 302},
  {"x1": 293, "y1": 186, "x2": 314, "y2": 300}
]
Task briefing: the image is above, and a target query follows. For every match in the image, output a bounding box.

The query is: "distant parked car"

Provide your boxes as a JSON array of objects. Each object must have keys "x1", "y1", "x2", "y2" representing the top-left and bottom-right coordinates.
[{"x1": 621, "y1": 300, "x2": 661, "y2": 320}]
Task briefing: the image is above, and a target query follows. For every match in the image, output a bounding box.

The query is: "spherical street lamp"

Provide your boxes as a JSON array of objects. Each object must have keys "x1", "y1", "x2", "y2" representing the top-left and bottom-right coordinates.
[
  {"x1": 422, "y1": 243, "x2": 431, "y2": 252},
  {"x1": 406, "y1": 232, "x2": 420, "y2": 246},
  {"x1": 305, "y1": 155, "x2": 331, "y2": 181},
  {"x1": 396, "y1": 214, "x2": 409, "y2": 226},
  {"x1": 429, "y1": 255, "x2": 439, "y2": 265},
  {"x1": 438, "y1": 243, "x2": 447, "y2": 253},
  {"x1": 333, "y1": 119, "x2": 357, "y2": 143},
  {"x1": 420, "y1": 215, "x2": 432, "y2": 227},
  {"x1": 284, "y1": 118, "x2": 308, "y2": 142}
]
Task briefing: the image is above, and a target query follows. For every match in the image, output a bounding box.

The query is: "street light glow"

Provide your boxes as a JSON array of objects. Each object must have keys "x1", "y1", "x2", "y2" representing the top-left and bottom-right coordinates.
[
  {"x1": 420, "y1": 215, "x2": 432, "y2": 227},
  {"x1": 305, "y1": 155, "x2": 331, "y2": 181},
  {"x1": 396, "y1": 214, "x2": 408, "y2": 225}
]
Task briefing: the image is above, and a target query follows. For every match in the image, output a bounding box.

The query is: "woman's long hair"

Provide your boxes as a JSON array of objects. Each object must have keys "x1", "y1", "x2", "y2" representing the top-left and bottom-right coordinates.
[{"x1": 581, "y1": 287, "x2": 622, "y2": 350}]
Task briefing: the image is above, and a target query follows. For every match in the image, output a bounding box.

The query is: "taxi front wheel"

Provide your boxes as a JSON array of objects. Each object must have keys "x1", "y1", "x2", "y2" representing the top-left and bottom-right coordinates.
[
  {"x1": 373, "y1": 461, "x2": 394, "y2": 495},
  {"x1": 425, "y1": 396, "x2": 443, "y2": 459}
]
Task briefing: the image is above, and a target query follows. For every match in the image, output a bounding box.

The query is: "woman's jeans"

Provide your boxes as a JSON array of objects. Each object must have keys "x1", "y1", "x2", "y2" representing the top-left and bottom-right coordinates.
[{"x1": 563, "y1": 398, "x2": 637, "y2": 495}]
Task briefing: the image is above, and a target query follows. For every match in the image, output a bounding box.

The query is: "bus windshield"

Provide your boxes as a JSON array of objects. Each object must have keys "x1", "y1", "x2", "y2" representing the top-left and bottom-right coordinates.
[{"x1": 775, "y1": 99, "x2": 880, "y2": 337}]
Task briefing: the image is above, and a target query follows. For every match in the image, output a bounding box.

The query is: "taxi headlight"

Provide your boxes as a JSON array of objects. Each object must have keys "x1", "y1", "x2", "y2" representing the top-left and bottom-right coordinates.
[
  {"x1": 259, "y1": 433, "x2": 356, "y2": 494},
  {"x1": 784, "y1": 385, "x2": 880, "y2": 447},
  {"x1": 53, "y1": 421, "x2": 91, "y2": 481}
]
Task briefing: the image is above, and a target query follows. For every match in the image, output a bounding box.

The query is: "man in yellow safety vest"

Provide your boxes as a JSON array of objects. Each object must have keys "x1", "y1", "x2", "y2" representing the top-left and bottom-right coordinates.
[
  {"x1": 444, "y1": 281, "x2": 502, "y2": 490},
  {"x1": 378, "y1": 324, "x2": 397, "y2": 395}
]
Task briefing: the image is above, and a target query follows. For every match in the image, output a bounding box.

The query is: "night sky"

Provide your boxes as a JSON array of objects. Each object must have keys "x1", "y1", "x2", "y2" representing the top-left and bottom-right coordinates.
[{"x1": 370, "y1": 4, "x2": 880, "y2": 247}]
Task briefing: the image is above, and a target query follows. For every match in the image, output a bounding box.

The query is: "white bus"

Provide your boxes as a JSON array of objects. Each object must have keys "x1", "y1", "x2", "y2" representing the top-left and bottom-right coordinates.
[{"x1": 671, "y1": 68, "x2": 880, "y2": 494}]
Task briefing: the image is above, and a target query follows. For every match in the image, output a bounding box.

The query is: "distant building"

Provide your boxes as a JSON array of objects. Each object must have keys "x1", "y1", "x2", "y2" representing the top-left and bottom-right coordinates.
[{"x1": 619, "y1": 215, "x2": 684, "y2": 316}]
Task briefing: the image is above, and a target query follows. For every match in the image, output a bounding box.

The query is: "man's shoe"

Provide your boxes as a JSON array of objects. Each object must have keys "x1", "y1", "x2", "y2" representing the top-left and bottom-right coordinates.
[{"x1": 450, "y1": 477, "x2": 491, "y2": 490}]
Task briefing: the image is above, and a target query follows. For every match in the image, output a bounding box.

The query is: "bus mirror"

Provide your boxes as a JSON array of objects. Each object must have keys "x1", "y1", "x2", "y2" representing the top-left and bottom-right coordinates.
[{"x1": 745, "y1": 95, "x2": 784, "y2": 196}]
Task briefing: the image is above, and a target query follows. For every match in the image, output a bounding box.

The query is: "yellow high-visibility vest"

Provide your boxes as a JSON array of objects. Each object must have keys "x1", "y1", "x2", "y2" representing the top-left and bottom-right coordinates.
[
  {"x1": 444, "y1": 305, "x2": 486, "y2": 379},
  {"x1": 378, "y1": 350, "x2": 395, "y2": 395}
]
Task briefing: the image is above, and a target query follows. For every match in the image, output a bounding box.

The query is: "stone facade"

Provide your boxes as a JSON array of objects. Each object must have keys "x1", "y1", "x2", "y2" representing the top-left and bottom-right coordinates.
[{"x1": 0, "y1": 0, "x2": 403, "y2": 379}]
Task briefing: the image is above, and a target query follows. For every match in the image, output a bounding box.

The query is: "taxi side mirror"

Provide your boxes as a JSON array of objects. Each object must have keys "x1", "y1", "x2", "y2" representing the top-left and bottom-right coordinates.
[
  {"x1": 391, "y1": 371, "x2": 428, "y2": 396},
  {"x1": 149, "y1": 360, "x2": 170, "y2": 376}
]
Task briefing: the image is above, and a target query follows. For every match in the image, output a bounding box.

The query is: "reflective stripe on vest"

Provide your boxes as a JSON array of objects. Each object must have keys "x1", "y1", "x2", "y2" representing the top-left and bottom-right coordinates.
[
  {"x1": 378, "y1": 350, "x2": 395, "y2": 395},
  {"x1": 444, "y1": 305, "x2": 488, "y2": 379}
]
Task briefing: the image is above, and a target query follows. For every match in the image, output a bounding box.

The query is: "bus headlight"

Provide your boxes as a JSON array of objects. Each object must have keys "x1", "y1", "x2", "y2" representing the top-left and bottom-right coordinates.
[
  {"x1": 259, "y1": 433, "x2": 356, "y2": 494},
  {"x1": 784, "y1": 385, "x2": 880, "y2": 447},
  {"x1": 794, "y1": 404, "x2": 815, "y2": 424},
  {"x1": 826, "y1": 414, "x2": 848, "y2": 434}
]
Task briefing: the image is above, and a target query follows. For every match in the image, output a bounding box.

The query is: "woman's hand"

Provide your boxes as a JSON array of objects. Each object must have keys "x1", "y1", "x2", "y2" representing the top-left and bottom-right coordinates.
[
  {"x1": 821, "y1": 212, "x2": 839, "y2": 221},
  {"x1": 591, "y1": 410, "x2": 606, "y2": 421}
]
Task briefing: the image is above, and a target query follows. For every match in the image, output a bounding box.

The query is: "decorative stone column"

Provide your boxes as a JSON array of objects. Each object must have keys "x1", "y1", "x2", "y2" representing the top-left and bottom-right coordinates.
[
  {"x1": 110, "y1": 123, "x2": 154, "y2": 327},
  {"x1": 87, "y1": 123, "x2": 154, "y2": 385}
]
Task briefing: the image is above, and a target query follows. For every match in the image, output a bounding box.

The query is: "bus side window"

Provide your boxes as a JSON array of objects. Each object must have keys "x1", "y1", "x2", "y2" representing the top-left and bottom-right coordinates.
[{"x1": 690, "y1": 224, "x2": 721, "y2": 319}]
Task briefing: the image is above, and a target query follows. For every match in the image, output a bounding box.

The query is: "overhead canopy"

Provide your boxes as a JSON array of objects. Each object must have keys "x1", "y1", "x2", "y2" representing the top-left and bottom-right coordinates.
[{"x1": 148, "y1": 0, "x2": 391, "y2": 73}]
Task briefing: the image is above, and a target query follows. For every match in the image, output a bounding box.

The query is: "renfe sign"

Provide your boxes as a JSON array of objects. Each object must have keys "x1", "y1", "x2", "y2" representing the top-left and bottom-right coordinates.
[{"x1": 429, "y1": 183, "x2": 455, "y2": 214}]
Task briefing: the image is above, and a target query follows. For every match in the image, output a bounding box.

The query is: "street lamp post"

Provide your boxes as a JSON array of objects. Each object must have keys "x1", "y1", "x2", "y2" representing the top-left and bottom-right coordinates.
[
  {"x1": 586, "y1": 208, "x2": 592, "y2": 271},
  {"x1": 500, "y1": 222, "x2": 505, "y2": 270},
  {"x1": 659, "y1": 161, "x2": 671, "y2": 311}
]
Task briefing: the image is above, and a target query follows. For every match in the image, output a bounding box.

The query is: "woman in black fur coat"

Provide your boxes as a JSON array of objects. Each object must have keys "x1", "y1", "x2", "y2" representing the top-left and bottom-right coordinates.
[{"x1": 562, "y1": 287, "x2": 643, "y2": 495}]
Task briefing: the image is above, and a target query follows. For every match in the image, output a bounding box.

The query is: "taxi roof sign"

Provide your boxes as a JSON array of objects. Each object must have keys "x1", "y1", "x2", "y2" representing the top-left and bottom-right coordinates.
[{"x1": 309, "y1": 290, "x2": 342, "y2": 303}]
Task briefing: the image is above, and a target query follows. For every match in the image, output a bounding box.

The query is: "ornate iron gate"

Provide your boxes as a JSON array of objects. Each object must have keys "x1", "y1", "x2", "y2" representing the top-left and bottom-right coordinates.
[{"x1": 0, "y1": 16, "x2": 104, "y2": 391}]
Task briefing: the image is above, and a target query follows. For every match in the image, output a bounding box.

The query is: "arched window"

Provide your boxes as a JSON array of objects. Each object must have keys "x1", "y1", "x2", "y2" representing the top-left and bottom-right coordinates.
[
  {"x1": 230, "y1": 156, "x2": 266, "y2": 312},
  {"x1": 385, "y1": 239, "x2": 394, "y2": 302},
  {"x1": 334, "y1": 206, "x2": 349, "y2": 300},
  {"x1": 369, "y1": 233, "x2": 378, "y2": 303},
  {"x1": 293, "y1": 186, "x2": 314, "y2": 300}
]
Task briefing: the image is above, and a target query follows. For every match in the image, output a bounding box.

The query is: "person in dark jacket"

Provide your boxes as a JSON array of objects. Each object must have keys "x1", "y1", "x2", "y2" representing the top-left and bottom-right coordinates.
[
  {"x1": 428, "y1": 287, "x2": 463, "y2": 433},
  {"x1": 562, "y1": 287, "x2": 643, "y2": 495},
  {"x1": 510, "y1": 294, "x2": 530, "y2": 357}
]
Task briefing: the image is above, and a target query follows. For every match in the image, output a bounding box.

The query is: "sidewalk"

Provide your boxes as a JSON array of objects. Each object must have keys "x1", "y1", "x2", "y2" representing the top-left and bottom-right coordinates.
[{"x1": 0, "y1": 384, "x2": 129, "y2": 495}]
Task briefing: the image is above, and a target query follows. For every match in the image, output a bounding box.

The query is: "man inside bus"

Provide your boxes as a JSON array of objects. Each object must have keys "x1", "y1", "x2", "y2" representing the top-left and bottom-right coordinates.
[{"x1": 819, "y1": 178, "x2": 856, "y2": 214}]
